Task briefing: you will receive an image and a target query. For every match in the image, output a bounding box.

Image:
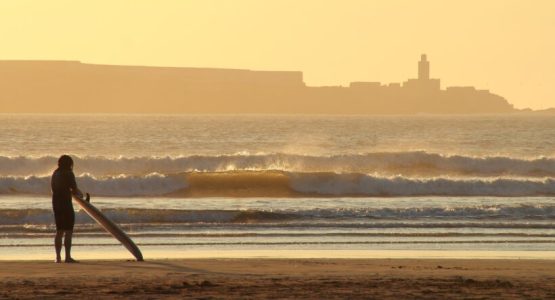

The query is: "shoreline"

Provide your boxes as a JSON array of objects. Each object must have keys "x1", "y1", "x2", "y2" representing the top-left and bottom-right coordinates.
[
  {"x1": 2, "y1": 249, "x2": 555, "y2": 261},
  {"x1": 1, "y1": 258, "x2": 554, "y2": 299}
]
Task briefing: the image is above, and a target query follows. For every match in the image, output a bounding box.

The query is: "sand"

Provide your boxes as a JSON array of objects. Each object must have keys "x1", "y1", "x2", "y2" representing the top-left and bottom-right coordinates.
[{"x1": 0, "y1": 259, "x2": 554, "y2": 299}]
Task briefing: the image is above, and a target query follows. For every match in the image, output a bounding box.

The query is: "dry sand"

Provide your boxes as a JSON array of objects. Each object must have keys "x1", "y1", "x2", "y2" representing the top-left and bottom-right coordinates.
[{"x1": 0, "y1": 259, "x2": 554, "y2": 299}]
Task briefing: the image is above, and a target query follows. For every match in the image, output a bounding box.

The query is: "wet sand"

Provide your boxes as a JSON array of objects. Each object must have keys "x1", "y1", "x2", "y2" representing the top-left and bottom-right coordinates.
[{"x1": 1, "y1": 259, "x2": 555, "y2": 299}]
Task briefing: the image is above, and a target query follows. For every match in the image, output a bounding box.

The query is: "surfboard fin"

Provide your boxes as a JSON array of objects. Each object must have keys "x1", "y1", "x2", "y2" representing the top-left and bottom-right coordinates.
[{"x1": 85, "y1": 193, "x2": 90, "y2": 203}]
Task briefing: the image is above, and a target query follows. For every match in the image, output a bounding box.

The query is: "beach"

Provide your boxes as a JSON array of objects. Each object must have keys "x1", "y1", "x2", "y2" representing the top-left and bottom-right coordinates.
[
  {"x1": 1, "y1": 258, "x2": 555, "y2": 299},
  {"x1": 1, "y1": 1, "x2": 554, "y2": 299},
  {"x1": 1, "y1": 115, "x2": 554, "y2": 298}
]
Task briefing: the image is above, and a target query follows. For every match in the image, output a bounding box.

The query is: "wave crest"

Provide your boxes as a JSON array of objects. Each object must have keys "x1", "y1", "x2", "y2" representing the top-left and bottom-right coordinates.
[
  {"x1": 0, "y1": 173, "x2": 187, "y2": 196},
  {"x1": 0, "y1": 171, "x2": 554, "y2": 197},
  {"x1": 1, "y1": 152, "x2": 555, "y2": 177},
  {"x1": 289, "y1": 173, "x2": 555, "y2": 197}
]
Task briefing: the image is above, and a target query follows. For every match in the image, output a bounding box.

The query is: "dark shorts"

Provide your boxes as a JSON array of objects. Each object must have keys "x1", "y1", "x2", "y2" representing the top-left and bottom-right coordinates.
[{"x1": 53, "y1": 201, "x2": 75, "y2": 231}]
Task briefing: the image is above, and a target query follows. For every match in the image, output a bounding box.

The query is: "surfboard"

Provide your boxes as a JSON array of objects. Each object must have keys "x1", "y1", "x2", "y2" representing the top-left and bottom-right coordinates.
[{"x1": 73, "y1": 193, "x2": 144, "y2": 261}]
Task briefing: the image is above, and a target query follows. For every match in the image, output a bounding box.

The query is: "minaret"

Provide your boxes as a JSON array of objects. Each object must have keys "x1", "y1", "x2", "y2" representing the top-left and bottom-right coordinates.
[{"x1": 418, "y1": 54, "x2": 429, "y2": 80}]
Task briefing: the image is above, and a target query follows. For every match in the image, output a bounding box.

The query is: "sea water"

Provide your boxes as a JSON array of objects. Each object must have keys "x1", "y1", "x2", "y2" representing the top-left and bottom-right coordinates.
[{"x1": 0, "y1": 114, "x2": 554, "y2": 260}]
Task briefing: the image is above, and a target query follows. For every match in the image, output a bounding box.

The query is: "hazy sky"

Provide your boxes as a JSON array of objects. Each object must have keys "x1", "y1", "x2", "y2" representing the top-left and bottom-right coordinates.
[{"x1": 0, "y1": 0, "x2": 553, "y2": 109}]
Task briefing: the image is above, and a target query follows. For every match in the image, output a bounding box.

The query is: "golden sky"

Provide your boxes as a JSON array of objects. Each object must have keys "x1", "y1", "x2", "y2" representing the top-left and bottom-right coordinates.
[{"x1": 0, "y1": 0, "x2": 553, "y2": 109}]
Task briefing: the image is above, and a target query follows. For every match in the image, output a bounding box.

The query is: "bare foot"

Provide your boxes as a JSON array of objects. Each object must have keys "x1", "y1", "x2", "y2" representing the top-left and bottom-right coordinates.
[
  {"x1": 55, "y1": 257, "x2": 62, "y2": 263},
  {"x1": 65, "y1": 258, "x2": 79, "y2": 263}
]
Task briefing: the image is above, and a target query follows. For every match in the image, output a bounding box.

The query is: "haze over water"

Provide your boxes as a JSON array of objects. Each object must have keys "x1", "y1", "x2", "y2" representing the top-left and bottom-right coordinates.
[
  {"x1": 1, "y1": 114, "x2": 554, "y2": 259},
  {"x1": 2, "y1": 114, "x2": 555, "y2": 158}
]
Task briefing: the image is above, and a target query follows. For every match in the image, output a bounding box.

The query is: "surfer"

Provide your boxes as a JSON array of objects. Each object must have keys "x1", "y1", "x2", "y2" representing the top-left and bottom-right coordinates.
[{"x1": 51, "y1": 155, "x2": 84, "y2": 263}]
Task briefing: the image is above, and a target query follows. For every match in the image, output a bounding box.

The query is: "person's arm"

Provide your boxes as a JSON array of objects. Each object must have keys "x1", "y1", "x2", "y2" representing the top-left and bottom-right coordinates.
[{"x1": 69, "y1": 171, "x2": 84, "y2": 199}]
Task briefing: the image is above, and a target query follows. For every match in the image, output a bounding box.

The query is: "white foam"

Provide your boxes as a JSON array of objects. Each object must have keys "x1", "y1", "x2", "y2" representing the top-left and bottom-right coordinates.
[
  {"x1": 1, "y1": 152, "x2": 555, "y2": 177},
  {"x1": 1, "y1": 171, "x2": 554, "y2": 197},
  {"x1": 289, "y1": 173, "x2": 555, "y2": 197},
  {"x1": 0, "y1": 173, "x2": 187, "y2": 196}
]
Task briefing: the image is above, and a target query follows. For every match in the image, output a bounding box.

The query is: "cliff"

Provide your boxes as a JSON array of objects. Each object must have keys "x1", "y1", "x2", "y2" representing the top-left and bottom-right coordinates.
[{"x1": 0, "y1": 60, "x2": 518, "y2": 114}]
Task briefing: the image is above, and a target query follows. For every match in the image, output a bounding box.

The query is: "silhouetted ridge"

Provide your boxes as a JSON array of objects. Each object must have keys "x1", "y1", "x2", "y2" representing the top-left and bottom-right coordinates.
[{"x1": 0, "y1": 55, "x2": 538, "y2": 114}]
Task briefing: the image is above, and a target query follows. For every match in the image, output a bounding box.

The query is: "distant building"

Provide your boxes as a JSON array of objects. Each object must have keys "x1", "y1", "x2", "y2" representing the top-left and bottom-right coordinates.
[
  {"x1": 402, "y1": 54, "x2": 441, "y2": 92},
  {"x1": 418, "y1": 54, "x2": 430, "y2": 80},
  {"x1": 349, "y1": 82, "x2": 381, "y2": 89},
  {"x1": 340, "y1": 54, "x2": 515, "y2": 113}
]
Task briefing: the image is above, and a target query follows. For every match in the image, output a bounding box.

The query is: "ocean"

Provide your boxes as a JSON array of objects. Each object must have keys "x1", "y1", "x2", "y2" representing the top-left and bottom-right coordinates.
[{"x1": 1, "y1": 114, "x2": 554, "y2": 260}]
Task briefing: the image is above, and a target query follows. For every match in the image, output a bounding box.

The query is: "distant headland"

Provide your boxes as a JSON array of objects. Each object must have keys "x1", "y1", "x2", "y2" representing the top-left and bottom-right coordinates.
[{"x1": 0, "y1": 55, "x2": 551, "y2": 114}]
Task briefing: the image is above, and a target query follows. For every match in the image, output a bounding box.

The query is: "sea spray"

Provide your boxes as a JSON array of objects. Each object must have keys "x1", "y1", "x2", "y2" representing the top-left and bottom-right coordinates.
[
  {"x1": 1, "y1": 171, "x2": 554, "y2": 197},
  {"x1": 2, "y1": 152, "x2": 555, "y2": 177}
]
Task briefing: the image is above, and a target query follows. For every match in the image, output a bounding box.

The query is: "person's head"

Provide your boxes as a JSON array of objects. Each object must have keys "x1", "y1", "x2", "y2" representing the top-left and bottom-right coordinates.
[{"x1": 58, "y1": 155, "x2": 74, "y2": 170}]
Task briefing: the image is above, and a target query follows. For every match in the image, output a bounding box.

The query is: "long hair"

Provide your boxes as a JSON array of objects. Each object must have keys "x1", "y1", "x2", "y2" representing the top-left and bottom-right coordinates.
[{"x1": 58, "y1": 155, "x2": 74, "y2": 170}]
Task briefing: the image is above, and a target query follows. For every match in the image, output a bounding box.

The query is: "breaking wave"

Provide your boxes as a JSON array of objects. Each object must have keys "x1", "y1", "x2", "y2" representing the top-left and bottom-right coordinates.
[
  {"x1": 0, "y1": 173, "x2": 187, "y2": 196},
  {"x1": 289, "y1": 173, "x2": 555, "y2": 197},
  {"x1": 1, "y1": 152, "x2": 555, "y2": 177},
  {"x1": 0, "y1": 171, "x2": 555, "y2": 197}
]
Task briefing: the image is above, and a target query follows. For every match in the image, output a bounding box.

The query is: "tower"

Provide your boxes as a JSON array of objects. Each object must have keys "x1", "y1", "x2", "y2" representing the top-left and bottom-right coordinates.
[{"x1": 418, "y1": 54, "x2": 429, "y2": 80}]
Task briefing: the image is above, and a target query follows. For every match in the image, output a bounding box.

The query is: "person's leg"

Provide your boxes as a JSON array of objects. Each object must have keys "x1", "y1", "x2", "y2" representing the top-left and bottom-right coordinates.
[
  {"x1": 64, "y1": 230, "x2": 77, "y2": 263},
  {"x1": 54, "y1": 230, "x2": 63, "y2": 263}
]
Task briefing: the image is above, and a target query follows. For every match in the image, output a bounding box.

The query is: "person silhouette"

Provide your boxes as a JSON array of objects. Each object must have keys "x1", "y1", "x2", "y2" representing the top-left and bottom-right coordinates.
[{"x1": 51, "y1": 155, "x2": 84, "y2": 263}]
